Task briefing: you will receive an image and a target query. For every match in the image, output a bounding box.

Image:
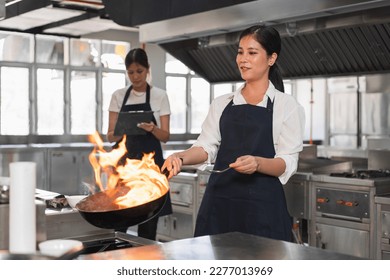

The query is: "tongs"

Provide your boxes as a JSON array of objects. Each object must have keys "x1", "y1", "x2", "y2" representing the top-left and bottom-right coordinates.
[
  {"x1": 199, "y1": 164, "x2": 231, "y2": 174},
  {"x1": 206, "y1": 166, "x2": 231, "y2": 173}
]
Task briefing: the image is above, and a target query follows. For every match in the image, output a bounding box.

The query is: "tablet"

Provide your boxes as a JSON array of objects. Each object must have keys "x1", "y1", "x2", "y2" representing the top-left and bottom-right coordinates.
[{"x1": 114, "y1": 111, "x2": 154, "y2": 136}]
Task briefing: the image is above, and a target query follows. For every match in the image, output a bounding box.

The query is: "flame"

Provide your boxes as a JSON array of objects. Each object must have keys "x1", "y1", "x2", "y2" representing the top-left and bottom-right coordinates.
[{"x1": 87, "y1": 131, "x2": 169, "y2": 210}]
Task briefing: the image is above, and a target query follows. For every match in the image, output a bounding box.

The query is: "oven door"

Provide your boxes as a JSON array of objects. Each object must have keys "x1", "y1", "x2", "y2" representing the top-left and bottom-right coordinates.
[{"x1": 315, "y1": 222, "x2": 369, "y2": 258}]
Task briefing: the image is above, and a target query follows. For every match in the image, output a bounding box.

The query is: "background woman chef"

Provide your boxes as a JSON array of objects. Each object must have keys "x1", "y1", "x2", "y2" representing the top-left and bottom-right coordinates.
[{"x1": 107, "y1": 48, "x2": 172, "y2": 240}]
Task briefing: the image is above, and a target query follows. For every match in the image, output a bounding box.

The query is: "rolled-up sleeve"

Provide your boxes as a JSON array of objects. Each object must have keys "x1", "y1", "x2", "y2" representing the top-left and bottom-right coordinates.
[
  {"x1": 192, "y1": 94, "x2": 232, "y2": 163},
  {"x1": 274, "y1": 98, "x2": 305, "y2": 184}
]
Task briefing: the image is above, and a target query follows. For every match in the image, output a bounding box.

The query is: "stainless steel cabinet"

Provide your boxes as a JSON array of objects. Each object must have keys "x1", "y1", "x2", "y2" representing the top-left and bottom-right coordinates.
[
  {"x1": 0, "y1": 145, "x2": 100, "y2": 195},
  {"x1": 157, "y1": 211, "x2": 193, "y2": 240},
  {"x1": 156, "y1": 172, "x2": 197, "y2": 241},
  {"x1": 314, "y1": 222, "x2": 369, "y2": 258},
  {"x1": 0, "y1": 147, "x2": 47, "y2": 189},
  {"x1": 49, "y1": 148, "x2": 94, "y2": 195}
]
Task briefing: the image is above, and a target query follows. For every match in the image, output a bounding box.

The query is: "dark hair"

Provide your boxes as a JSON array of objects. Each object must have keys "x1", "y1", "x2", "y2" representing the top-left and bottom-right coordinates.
[
  {"x1": 125, "y1": 48, "x2": 149, "y2": 70},
  {"x1": 239, "y1": 25, "x2": 284, "y2": 92}
]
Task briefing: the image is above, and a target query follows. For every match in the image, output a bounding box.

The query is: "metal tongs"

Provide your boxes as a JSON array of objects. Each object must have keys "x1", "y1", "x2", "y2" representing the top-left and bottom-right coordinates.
[
  {"x1": 207, "y1": 167, "x2": 231, "y2": 173},
  {"x1": 198, "y1": 164, "x2": 231, "y2": 174}
]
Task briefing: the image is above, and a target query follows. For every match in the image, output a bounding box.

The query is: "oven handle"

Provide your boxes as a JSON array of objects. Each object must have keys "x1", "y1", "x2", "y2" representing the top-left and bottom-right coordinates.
[{"x1": 321, "y1": 212, "x2": 363, "y2": 222}]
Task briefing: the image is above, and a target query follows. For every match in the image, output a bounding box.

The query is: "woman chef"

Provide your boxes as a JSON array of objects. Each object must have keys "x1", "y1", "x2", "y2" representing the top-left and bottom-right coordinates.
[
  {"x1": 107, "y1": 48, "x2": 172, "y2": 240},
  {"x1": 162, "y1": 25, "x2": 305, "y2": 241}
]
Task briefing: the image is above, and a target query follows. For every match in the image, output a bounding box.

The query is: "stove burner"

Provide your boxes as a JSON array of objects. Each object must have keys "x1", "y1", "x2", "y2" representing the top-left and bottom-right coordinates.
[
  {"x1": 68, "y1": 232, "x2": 157, "y2": 257},
  {"x1": 80, "y1": 238, "x2": 134, "y2": 254},
  {"x1": 330, "y1": 169, "x2": 390, "y2": 179}
]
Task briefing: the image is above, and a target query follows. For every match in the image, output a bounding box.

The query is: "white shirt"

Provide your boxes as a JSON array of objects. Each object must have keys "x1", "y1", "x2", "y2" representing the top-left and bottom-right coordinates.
[
  {"x1": 108, "y1": 86, "x2": 171, "y2": 128},
  {"x1": 193, "y1": 82, "x2": 305, "y2": 185}
]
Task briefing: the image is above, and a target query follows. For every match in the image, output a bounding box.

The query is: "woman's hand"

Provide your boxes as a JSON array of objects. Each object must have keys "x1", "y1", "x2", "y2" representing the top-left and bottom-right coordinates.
[
  {"x1": 137, "y1": 121, "x2": 155, "y2": 133},
  {"x1": 162, "y1": 154, "x2": 183, "y2": 179},
  {"x1": 229, "y1": 155, "x2": 259, "y2": 174},
  {"x1": 230, "y1": 155, "x2": 286, "y2": 177}
]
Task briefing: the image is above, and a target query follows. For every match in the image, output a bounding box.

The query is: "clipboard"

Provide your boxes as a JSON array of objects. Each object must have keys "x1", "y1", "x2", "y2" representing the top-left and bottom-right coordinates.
[{"x1": 114, "y1": 111, "x2": 154, "y2": 136}]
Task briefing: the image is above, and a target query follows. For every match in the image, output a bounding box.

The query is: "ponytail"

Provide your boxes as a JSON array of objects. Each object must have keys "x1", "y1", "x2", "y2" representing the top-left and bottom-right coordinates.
[{"x1": 269, "y1": 64, "x2": 284, "y2": 92}]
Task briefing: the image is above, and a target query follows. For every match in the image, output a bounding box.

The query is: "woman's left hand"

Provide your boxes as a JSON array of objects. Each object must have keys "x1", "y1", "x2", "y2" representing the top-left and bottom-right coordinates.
[
  {"x1": 137, "y1": 121, "x2": 155, "y2": 133},
  {"x1": 229, "y1": 155, "x2": 259, "y2": 174}
]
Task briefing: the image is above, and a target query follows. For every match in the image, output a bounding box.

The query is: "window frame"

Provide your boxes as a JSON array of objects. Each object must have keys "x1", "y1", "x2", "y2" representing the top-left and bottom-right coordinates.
[{"x1": 0, "y1": 32, "x2": 129, "y2": 144}]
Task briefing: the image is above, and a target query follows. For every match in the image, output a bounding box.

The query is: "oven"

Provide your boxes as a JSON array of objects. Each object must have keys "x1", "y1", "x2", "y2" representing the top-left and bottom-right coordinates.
[{"x1": 309, "y1": 171, "x2": 390, "y2": 259}]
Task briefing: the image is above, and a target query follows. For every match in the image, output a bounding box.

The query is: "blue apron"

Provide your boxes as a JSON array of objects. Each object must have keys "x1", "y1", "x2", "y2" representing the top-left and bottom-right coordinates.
[
  {"x1": 118, "y1": 84, "x2": 172, "y2": 217},
  {"x1": 194, "y1": 97, "x2": 292, "y2": 241}
]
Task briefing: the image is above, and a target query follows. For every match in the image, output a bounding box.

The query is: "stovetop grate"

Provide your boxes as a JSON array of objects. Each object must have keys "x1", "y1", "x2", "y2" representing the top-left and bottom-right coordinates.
[
  {"x1": 80, "y1": 238, "x2": 135, "y2": 254},
  {"x1": 68, "y1": 231, "x2": 158, "y2": 256},
  {"x1": 330, "y1": 170, "x2": 390, "y2": 179}
]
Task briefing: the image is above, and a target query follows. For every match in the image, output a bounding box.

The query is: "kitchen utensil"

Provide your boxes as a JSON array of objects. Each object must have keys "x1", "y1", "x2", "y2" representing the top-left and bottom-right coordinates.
[
  {"x1": 65, "y1": 195, "x2": 87, "y2": 209},
  {"x1": 75, "y1": 187, "x2": 168, "y2": 229},
  {"x1": 206, "y1": 166, "x2": 231, "y2": 174},
  {"x1": 38, "y1": 239, "x2": 83, "y2": 258}
]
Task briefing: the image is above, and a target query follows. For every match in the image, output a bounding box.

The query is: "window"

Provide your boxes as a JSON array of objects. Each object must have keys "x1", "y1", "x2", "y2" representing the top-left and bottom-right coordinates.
[
  {"x1": 190, "y1": 77, "x2": 210, "y2": 133},
  {"x1": 37, "y1": 68, "x2": 65, "y2": 134},
  {"x1": 0, "y1": 32, "x2": 34, "y2": 63},
  {"x1": 70, "y1": 38, "x2": 101, "y2": 67},
  {"x1": 165, "y1": 53, "x2": 212, "y2": 135},
  {"x1": 213, "y1": 83, "x2": 233, "y2": 99},
  {"x1": 36, "y1": 35, "x2": 67, "y2": 65},
  {"x1": 70, "y1": 71, "x2": 96, "y2": 134},
  {"x1": 165, "y1": 54, "x2": 189, "y2": 74},
  {"x1": 0, "y1": 31, "x2": 130, "y2": 141},
  {"x1": 101, "y1": 40, "x2": 129, "y2": 70},
  {"x1": 102, "y1": 72, "x2": 126, "y2": 134},
  {"x1": 0, "y1": 67, "x2": 29, "y2": 135},
  {"x1": 166, "y1": 76, "x2": 187, "y2": 134}
]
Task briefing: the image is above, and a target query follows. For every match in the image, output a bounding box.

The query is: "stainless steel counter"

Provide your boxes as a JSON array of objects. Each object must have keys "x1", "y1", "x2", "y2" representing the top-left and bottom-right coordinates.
[{"x1": 79, "y1": 232, "x2": 362, "y2": 260}]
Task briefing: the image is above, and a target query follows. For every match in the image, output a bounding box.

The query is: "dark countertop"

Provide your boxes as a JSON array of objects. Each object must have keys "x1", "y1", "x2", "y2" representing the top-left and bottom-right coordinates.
[{"x1": 79, "y1": 232, "x2": 362, "y2": 260}]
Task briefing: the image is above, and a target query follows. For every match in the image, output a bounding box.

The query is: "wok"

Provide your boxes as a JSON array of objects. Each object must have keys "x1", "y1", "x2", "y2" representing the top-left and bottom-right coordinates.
[{"x1": 75, "y1": 187, "x2": 168, "y2": 229}]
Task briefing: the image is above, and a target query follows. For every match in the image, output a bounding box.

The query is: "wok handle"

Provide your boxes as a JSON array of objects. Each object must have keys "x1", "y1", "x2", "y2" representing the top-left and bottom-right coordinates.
[
  {"x1": 161, "y1": 157, "x2": 183, "y2": 178},
  {"x1": 162, "y1": 168, "x2": 170, "y2": 178}
]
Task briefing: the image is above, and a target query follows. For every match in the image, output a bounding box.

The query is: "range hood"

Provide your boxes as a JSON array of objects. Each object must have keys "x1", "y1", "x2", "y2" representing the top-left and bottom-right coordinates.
[{"x1": 104, "y1": 0, "x2": 390, "y2": 82}]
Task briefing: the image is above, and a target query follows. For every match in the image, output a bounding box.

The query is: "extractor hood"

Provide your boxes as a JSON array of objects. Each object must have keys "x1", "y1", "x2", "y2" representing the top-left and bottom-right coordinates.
[{"x1": 103, "y1": 0, "x2": 390, "y2": 82}]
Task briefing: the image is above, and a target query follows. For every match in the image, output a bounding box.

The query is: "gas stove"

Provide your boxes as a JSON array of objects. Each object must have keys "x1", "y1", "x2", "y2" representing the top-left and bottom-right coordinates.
[
  {"x1": 310, "y1": 168, "x2": 390, "y2": 259},
  {"x1": 311, "y1": 169, "x2": 390, "y2": 187},
  {"x1": 330, "y1": 169, "x2": 390, "y2": 180},
  {"x1": 68, "y1": 232, "x2": 158, "y2": 257}
]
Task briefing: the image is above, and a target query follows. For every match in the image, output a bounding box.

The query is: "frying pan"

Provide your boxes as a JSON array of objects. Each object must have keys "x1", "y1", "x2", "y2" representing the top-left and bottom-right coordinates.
[{"x1": 75, "y1": 186, "x2": 168, "y2": 229}]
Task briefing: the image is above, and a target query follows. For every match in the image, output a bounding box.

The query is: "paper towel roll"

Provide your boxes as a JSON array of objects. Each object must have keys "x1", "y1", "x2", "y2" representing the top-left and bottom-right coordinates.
[{"x1": 9, "y1": 161, "x2": 37, "y2": 254}]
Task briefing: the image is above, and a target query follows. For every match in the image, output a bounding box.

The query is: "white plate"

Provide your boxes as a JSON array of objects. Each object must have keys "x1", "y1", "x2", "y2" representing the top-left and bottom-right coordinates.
[
  {"x1": 38, "y1": 239, "x2": 83, "y2": 257},
  {"x1": 65, "y1": 195, "x2": 87, "y2": 209}
]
